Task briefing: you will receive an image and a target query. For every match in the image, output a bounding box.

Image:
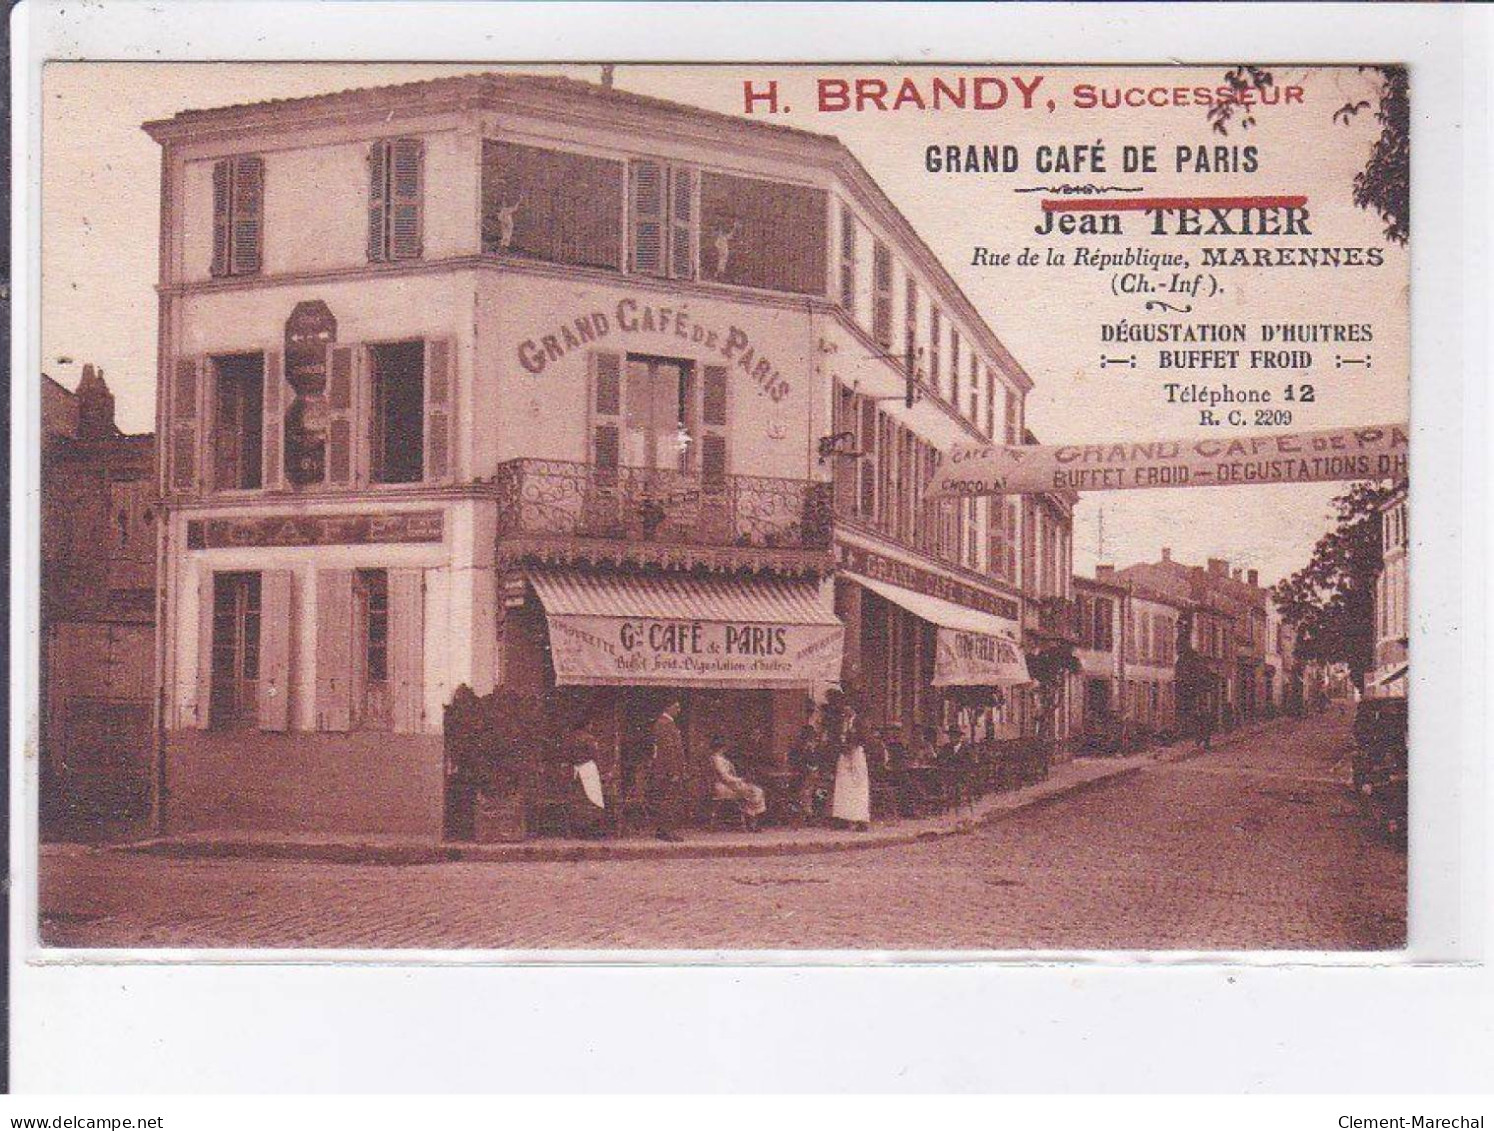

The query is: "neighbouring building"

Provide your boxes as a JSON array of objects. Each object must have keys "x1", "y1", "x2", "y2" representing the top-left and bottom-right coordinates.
[
  {"x1": 1073, "y1": 571, "x2": 1124, "y2": 752},
  {"x1": 1369, "y1": 481, "x2": 1409, "y2": 699},
  {"x1": 41, "y1": 367, "x2": 157, "y2": 838},
  {"x1": 1117, "y1": 549, "x2": 1258, "y2": 730},
  {"x1": 145, "y1": 73, "x2": 1062, "y2": 839},
  {"x1": 1119, "y1": 577, "x2": 1185, "y2": 742}
]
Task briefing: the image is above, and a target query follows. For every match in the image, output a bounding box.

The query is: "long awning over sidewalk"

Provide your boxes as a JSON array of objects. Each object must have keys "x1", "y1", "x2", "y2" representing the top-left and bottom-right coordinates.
[
  {"x1": 844, "y1": 572, "x2": 1030, "y2": 689},
  {"x1": 528, "y1": 570, "x2": 844, "y2": 690}
]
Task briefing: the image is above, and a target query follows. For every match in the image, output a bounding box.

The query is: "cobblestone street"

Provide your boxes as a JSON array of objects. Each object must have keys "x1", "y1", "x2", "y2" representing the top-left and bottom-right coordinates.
[{"x1": 37, "y1": 707, "x2": 1405, "y2": 951}]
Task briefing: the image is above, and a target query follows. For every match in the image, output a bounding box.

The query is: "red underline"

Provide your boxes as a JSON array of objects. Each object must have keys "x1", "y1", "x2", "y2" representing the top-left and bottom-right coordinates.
[{"x1": 1042, "y1": 195, "x2": 1308, "y2": 212}]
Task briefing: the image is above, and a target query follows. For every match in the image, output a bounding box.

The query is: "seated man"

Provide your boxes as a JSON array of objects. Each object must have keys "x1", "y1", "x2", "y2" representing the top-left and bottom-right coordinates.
[{"x1": 710, "y1": 736, "x2": 767, "y2": 831}]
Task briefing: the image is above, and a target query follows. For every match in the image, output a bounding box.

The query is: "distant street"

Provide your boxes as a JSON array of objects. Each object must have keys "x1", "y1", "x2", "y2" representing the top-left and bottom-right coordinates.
[{"x1": 39, "y1": 707, "x2": 1405, "y2": 951}]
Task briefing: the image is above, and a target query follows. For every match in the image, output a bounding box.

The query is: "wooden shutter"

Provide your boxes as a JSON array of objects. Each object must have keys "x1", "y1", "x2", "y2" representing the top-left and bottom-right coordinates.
[
  {"x1": 170, "y1": 356, "x2": 201, "y2": 492},
  {"x1": 630, "y1": 159, "x2": 664, "y2": 275},
  {"x1": 194, "y1": 568, "x2": 215, "y2": 729},
  {"x1": 669, "y1": 166, "x2": 694, "y2": 279},
  {"x1": 424, "y1": 337, "x2": 454, "y2": 482},
  {"x1": 327, "y1": 345, "x2": 355, "y2": 485},
  {"x1": 839, "y1": 206, "x2": 856, "y2": 309},
  {"x1": 211, "y1": 160, "x2": 231, "y2": 277},
  {"x1": 389, "y1": 569, "x2": 426, "y2": 734},
  {"x1": 873, "y1": 242, "x2": 893, "y2": 348},
  {"x1": 985, "y1": 367, "x2": 996, "y2": 438},
  {"x1": 590, "y1": 351, "x2": 623, "y2": 486},
  {"x1": 700, "y1": 364, "x2": 729, "y2": 493},
  {"x1": 314, "y1": 569, "x2": 354, "y2": 732},
  {"x1": 262, "y1": 350, "x2": 285, "y2": 490},
  {"x1": 229, "y1": 155, "x2": 263, "y2": 276},
  {"x1": 367, "y1": 140, "x2": 389, "y2": 262},
  {"x1": 390, "y1": 137, "x2": 424, "y2": 261},
  {"x1": 257, "y1": 570, "x2": 293, "y2": 732}
]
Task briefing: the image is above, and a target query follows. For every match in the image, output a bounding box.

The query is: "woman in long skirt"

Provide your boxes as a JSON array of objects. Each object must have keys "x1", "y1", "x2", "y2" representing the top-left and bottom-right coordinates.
[{"x1": 831, "y1": 715, "x2": 871, "y2": 832}]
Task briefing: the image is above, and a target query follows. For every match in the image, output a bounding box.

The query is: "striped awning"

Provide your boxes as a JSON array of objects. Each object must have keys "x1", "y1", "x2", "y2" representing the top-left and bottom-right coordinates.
[
  {"x1": 845, "y1": 572, "x2": 1030, "y2": 688},
  {"x1": 528, "y1": 570, "x2": 844, "y2": 689}
]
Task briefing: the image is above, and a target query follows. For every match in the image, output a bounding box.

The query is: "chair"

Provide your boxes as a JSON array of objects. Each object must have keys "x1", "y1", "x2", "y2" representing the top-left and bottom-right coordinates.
[{"x1": 707, "y1": 796, "x2": 750, "y2": 831}]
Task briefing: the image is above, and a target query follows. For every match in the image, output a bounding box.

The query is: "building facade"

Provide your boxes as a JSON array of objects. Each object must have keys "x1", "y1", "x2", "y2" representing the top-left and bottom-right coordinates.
[
  {"x1": 146, "y1": 73, "x2": 1062, "y2": 839},
  {"x1": 1369, "y1": 481, "x2": 1409, "y2": 699},
  {"x1": 1073, "y1": 573, "x2": 1124, "y2": 752},
  {"x1": 41, "y1": 367, "x2": 157, "y2": 837}
]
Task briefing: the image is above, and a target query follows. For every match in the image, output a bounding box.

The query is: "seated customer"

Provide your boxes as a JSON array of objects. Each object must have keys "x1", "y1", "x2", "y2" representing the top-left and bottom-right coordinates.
[{"x1": 710, "y1": 736, "x2": 767, "y2": 830}]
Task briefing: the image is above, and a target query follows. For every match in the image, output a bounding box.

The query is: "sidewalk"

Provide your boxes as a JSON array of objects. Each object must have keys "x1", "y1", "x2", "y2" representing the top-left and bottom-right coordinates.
[{"x1": 114, "y1": 714, "x2": 1305, "y2": 866}]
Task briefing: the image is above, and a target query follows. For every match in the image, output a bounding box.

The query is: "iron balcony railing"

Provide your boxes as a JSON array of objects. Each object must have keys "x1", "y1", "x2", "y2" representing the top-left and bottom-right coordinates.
[{"x1": 492, "y1": 459, "x2": 834, "y2": 552}]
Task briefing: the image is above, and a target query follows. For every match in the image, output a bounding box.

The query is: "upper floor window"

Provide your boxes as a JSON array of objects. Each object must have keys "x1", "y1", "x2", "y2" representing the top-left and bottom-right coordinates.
[
  {"x1": 839, "y1": 206, "x2": 856, "y2": 309},
  {"x1": 482, "y1": 141, "x2": 623, "y2": 269},
  {"x1": 984, "y1": 367, "x2": 996, "y2": 438},
  {"x1": 1004, "y1": 388, "x2": 1020, "y2": 445},
  {"x1": 210, "y1": 155, "x2": 264, "y2": 277},
  {"x1": 969, "y1": 356, "x2": 980, "y2": 422},
  {"x1": 904, "y1": 279, "x2": 919, "y2": 376},
  {"x1": 872, "y1": 240, "x2": 894, "y2": 348},
  {"x1": 369, "y1": 340, "x2": 426, "y2": 484},
  {"x1": 588, "y1": 351, "x2": 731, "y2": 488},
  {"x1": 630, "y1": 159, "x2": 695, "y2": 279},
  {"x1": 929, "y1": 307, "x2": 942, "y2": 393},
  {"x1": 699, "y1": 173, "x2": 827, "y2": 295},
  {"x1": 950, "y1": 327, "x2": 961, "y2": 407},
  {"x1": 210, "y1": 353, "x2": 264, "y2": 490},
  {"x1": 367, "y1": 138, "x2": 424, "y2": 263}
]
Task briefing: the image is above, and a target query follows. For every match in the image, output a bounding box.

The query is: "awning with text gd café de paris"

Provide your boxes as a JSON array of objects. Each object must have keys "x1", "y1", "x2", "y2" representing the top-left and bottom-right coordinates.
[
  {"x1": 527, "y1": 570, "x2": 844, "y2": 690},
  {"x1": 843, "y1": 573, "x2": 1030, "y2": 689}
]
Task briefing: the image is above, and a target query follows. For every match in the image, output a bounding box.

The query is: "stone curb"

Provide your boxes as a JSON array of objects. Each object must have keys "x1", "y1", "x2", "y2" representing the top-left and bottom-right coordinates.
[{"x1": 113, "y1": 757, "x2": 1155, "y2": 867}]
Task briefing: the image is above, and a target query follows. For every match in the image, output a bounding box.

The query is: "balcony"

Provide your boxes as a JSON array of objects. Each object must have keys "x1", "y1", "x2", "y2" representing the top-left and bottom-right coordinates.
[
  {"x1": 1023, "y1": 595, "x2": 1082, "y2": 644},
  {"x1": 492, "y1": 459, "x2": 834, "y2": 575}
]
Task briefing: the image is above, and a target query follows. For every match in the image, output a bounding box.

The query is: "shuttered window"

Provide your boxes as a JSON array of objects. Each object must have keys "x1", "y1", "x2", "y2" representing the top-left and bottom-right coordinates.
[
  {"x1": 210, "y1": 155, "x2": 263, "y2": 277},
  {"x1": 984, "y1": 366, "x2": 996, "y2": 439},
  {"x1": 368, "y1": 137, "x2": 424, "y2": 262},
  {"x1": 630, "y1": 160, "x2": 666, "y2": 275},
  {"x1": 904, "y1": 279, "x2": 918, "y2": 376},
  {"x1": 314, "y1": 569, "x2": 355, "y2": 732},
  {"x1": 481, "y1": 141, "x2": 624, "y2": 269},
  {"x1": 327, "y1": 345, "x2": 357, "y2": 485},
  {"x1": 171, "y1": 357, "x2": 201, "y2": 492},
  {"x1": 389, "y1": 569, "x2": 426, "y2": 734},
  {"x1": 950, "y1": 328, "x2": 961, "y2": 408},
  {"x1": 590, "y1": 351, "x2": 623, "y2": 486},
  {"x1": 699, "y1": 172, "x2": 828, "y2": 295},
  {"x1": 670, "y1": 167, "x2": 696, "y2": 280},
  {"x1": 700, "y1": 364, "x2": 729, "y2": 492},
  {"x1": 969, "y1": 356, "x2": 980, "y2": 422},
  {"x1": 929, "y1": 308, "x2": 941, "y2": 397},
  {"x1": 839, "y1": 206, "x2": 856, "y2": 310},
  {"x1": 424, "y1": 337, "x2": 454, "y2": 482},
  {"x1": 262, "y1": 351, "x2": 286, "y2": 490},
  {"x1": 872, "y1": 240, "x2": 893, "y2": 348},
  {"x1": 1005, "y1": 388, "x2": 1020, "y2": 445},
  {"x1": 258, "y1": 570, "x2": 294, "y2": 732}
]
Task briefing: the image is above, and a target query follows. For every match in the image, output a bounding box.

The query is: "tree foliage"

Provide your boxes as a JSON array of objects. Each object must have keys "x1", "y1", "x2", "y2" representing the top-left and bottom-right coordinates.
[
  {"x1": 1210, "y1": 65, "x2": 1409, "y2": 245},
  {"x1": 1270, "y1": 482, "x2": 1396, "y2": 690},
  {"x1": 1026, "y1": 643, "x2": 1080, "y2": 739}
]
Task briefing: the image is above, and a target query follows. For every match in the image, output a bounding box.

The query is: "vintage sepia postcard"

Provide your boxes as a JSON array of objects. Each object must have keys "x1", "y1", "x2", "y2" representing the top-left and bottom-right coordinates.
[{"x1": 34, "y1": 59, "x2": 1412, "y2": 954}]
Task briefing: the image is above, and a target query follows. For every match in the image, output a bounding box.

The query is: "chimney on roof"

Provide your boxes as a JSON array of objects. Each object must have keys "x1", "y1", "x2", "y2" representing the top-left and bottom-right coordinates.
[
  {"x1": 1232, "y1": 568, "x2": 1243, "y2": 582},
  {"x1": 1208, "y1": 557, "x2": 1229, "y2": 578},
  {"x1": 600, "y1": 64, "x2": 615, "y2": 90},
  {"x1": 1247, "y1": 569, "x2": 1259, "y2": 587},
  {"x1": 1161, "y1": 547, "x2": 1172, "y2": 563},
  {"x1": 1095, "y1": 565, "x2": 1116, "y2": 581},
  {"x1": 75, "y1": 363, "x2": 116, "y2": 441}
]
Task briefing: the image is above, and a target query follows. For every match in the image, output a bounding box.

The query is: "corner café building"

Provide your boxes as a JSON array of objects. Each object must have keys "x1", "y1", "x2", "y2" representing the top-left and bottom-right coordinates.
[{"x1": 147, "y1": 73, "x2": 1034, "y2": 839}]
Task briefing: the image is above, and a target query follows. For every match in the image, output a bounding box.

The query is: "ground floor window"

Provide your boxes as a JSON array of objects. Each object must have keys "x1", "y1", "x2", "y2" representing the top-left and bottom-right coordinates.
[
  {"x1": 354, "y1": 568, "x2": 391, "y2": 729},
  {"x1": 210, "y1": 571, "x2": 261, "y2": 727}
]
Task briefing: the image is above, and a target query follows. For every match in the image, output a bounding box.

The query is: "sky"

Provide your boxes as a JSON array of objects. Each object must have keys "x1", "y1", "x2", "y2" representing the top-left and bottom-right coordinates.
[{"x1": 40, "y1": 62, "x2": 1409, "y2": 586}]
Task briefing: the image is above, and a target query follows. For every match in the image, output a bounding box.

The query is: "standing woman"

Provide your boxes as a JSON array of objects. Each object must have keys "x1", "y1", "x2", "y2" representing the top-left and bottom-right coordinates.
[{"x1": 831, "y1": 709, "x2": 871, "y2": 832}]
